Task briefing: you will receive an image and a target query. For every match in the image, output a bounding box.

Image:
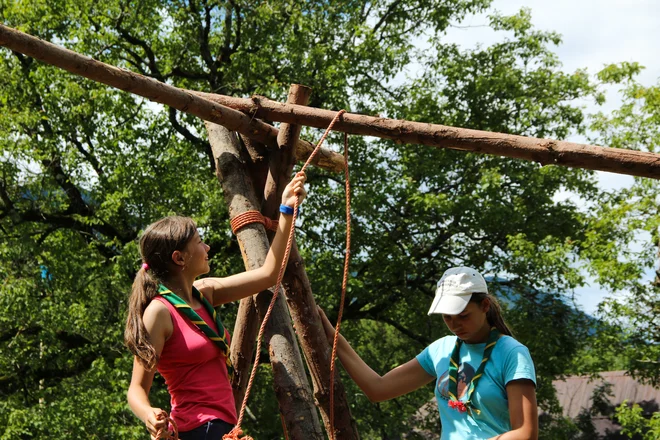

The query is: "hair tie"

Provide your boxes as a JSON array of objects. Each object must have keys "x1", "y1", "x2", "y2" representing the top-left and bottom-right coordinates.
[{"x1": 141, "y1": 263, "x2": 150, "y2": 271}]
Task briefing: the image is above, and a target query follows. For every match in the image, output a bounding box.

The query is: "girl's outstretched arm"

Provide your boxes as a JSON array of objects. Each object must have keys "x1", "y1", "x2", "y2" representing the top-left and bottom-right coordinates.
[
  {"x1": 195, "y1": 172, "x2": 307, "y2": 306},
  {"x1": 318, "y1": 307, "x2": 435, "y2": 402}
]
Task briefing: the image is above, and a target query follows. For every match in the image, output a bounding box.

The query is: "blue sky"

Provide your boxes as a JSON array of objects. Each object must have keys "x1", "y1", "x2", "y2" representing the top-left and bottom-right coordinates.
[{"x1": 441, "y1": 0, "x2": 660, "y2": 314}]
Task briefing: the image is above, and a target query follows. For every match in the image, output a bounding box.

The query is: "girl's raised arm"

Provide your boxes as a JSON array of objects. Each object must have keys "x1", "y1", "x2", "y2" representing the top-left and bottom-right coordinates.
[{"x1": 195, "y1": 172, "x2": 307, "y2": 306}]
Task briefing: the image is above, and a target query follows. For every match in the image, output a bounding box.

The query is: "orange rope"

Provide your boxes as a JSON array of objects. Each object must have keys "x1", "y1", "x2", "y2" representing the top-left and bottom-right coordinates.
[
  {"x1": 231, "y1": 210, "x2": 279, "y2": 234},
  {"x1": 155, "y1": 414, "x2": 179, "y2": 440},
  {"x1": 224, "y1": 110, "x2": 347, "y2": 440},
  {"x1": 280, "y1": 413, "x2": 290, "y2": 440},
  {"x1": 329, "y1": 132, "x2": 350, "y2": 440}
]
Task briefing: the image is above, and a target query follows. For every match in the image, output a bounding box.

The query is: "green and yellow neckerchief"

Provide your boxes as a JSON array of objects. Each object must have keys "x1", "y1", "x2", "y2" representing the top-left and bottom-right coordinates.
[
  {"x1": 447, "y1": 328, "x2": 500, "y2": 416},
  {"x1": 158, "y1": 284, "x2": 234, "y2": 380}
]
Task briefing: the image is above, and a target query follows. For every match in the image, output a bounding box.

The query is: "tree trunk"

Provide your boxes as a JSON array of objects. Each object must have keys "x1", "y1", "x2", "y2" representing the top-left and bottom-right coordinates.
[
  {"x1": 261, "y1": 84, "x2": 360, "y2": 439},
  {"x1": 207, "y1": 122, "x2": 323, "y2": 438}
]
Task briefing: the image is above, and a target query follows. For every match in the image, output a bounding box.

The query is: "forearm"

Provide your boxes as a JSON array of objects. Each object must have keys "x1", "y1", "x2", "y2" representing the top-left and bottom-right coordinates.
[
  {"x1": 127, "y1": 384, "x2": 154, "y2": 423},
  {"x1": 260, "y1": 211, "x2": 295, "y2": 283},
  {"x1": 488, "y1": 429, "x2": 537, "y2": 440},
  {"x1": 333, "y1": 333, "x2": 386, "y2": 402}
]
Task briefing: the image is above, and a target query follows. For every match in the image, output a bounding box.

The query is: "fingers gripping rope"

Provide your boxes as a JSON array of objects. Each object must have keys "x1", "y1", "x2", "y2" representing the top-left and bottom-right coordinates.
[
  {"x1": 155, "y1": 414, "x2": 179, "y2": 440},
  {"x1": 224, "y1": 110, "x2": 347, "y2": 440}
]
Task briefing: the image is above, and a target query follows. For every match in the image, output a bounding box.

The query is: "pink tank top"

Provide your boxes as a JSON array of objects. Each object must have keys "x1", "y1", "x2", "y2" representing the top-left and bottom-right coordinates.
[{"x1": 154, "y1": 296, "x2": 237, "y2": 431}]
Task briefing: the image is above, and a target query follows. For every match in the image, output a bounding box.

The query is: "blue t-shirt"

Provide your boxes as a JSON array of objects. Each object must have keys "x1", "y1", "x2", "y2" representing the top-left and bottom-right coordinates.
[{"x1": 416, "y1": 335, "x2": 536, "y2": 440}]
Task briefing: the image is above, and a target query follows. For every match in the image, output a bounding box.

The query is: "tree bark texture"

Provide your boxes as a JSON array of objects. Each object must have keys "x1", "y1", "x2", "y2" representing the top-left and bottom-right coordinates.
[
  {"x1": 194, "y1": 92, "x2": 660, "y2": 180},
  {"x1": 206, "y1": 122, "x2": 323, "y2": 439},
  {"x1": 0, "y1": 24, "x2": 343, "y2": 172},
  {"x1": 261, "y1": 84, "x2": 359, "y2": 439}
]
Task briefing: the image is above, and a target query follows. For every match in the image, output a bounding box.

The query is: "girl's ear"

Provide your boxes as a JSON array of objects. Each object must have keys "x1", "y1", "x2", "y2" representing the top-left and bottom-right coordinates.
[
  {"x1": 171, "y1": 250, "x2": 185, "y2": 267},
  {"x1": 481, "y1": 297, "x2": 491, "y2": 314}
]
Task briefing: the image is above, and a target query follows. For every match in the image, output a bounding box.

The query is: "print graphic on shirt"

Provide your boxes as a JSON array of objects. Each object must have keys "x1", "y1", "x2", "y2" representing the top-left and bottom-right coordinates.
[{"x1": 438, "y1": 362, "x2": 476, "y2": 399}]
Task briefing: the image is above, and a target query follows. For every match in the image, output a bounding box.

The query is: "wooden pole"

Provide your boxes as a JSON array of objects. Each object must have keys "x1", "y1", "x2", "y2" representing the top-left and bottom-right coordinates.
[
  {"x1": 0, "y1": 24, "x2": 344, "y2": 173},
  {"x1": 262, "y1": 84, "x2": 359, "y2": 439},
  {"x1": 3, "y1": 24, "x2": 658, "y2": 179},
  {"x1": 193, "y1": 92, "x2": 660, "y2": 180},
  {"x1": 207, "y1": 123, "x2": 323, "y2": 438}
]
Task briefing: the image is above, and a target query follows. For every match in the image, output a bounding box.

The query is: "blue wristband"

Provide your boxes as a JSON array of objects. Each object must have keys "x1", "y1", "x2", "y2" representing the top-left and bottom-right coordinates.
[{"x1": 280, "y1": 204, "x2": 295, "y2": 216}]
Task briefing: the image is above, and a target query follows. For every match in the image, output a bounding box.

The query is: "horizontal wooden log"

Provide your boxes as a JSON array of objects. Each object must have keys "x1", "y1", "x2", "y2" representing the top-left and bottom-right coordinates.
[
  {"x1": 0, "y1": 24, "x2": 344, "y2": 172},
  {"x1": 193, "y1": 93, "x2": 660, "y2": 180}
]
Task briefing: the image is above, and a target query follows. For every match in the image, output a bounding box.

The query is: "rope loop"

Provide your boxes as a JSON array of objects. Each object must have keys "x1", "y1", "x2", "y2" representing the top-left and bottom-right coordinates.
[
  {"x1": 155, "y1": 414, "x2": 179, "y2": 440},
  {"x1": 230, "y1": 210, "x2": 279, "y2": 234},
  {"x1": 223, "y1": 427, "x2": 253, "y2": 440}
]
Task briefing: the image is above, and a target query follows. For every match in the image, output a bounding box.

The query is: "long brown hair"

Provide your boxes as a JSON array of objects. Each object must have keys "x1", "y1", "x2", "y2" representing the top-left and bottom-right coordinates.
[
  {"x1": 470, "y1": 292, "x2": 514, "y2": 337},
  {"x1": 124, "y1": 216, "x2": 197, "y2": 369}
]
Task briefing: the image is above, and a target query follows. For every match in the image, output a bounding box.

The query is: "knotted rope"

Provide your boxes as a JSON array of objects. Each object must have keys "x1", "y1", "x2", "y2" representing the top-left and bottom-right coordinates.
[
  {"x1": 231, "y1": 210, "x2": 279, "y2": 234},
  {"x1": 224, "y1": 110, "x2": 347, "y2": 440},
  {"x1": 155, "y1": 414, "x2": 179, "y2": 439}
]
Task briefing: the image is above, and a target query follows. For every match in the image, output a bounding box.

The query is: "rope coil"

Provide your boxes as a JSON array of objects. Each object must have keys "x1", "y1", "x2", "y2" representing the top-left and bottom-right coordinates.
[
  {"x1": 231, "y1": 210, "x2": 279, "y2": 234},
  {"x1": 224, "y1": 110, "x2": 347, "y2": 440}
]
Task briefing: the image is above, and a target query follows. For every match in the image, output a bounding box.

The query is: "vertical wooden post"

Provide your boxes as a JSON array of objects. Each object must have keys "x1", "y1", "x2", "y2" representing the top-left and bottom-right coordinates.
[
  {"x1": 261, "y1": 84, "x2": 360, "y2": 439},
  {"x1": 207, "y1": 123, "x2": 323, "y2": 438}
]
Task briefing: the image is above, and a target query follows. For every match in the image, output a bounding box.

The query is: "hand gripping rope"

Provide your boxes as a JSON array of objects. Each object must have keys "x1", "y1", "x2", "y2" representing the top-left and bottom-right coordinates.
[
  {"x1": 155, "y1": 414, "x2": 178, "y2": 439},
  {"x1": 224, "y1": 109, "x2": 350, "y2": 440}
]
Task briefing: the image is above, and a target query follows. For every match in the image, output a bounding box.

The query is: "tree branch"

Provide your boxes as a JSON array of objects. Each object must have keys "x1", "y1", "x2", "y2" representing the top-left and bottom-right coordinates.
[
  {"x1": 69, "y1": 135, "x2": 103, "y2": 176},
  {"x1": 168, "y1": 107, "x2": 216, "y2": 172}
]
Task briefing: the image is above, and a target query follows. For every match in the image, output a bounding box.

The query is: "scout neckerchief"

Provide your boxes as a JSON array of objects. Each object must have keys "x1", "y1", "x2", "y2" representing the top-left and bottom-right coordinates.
[
  {"x1": 158, "y1": 284, "x2": 234, "y2": 380},
  {"x1": 447, "y1": 327, "x2": 500, "y2": 416}
]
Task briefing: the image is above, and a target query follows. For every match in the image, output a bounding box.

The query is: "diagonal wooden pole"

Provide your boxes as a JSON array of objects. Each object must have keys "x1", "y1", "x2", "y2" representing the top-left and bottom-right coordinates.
[
  {"x1": 2, "y1": 23, "x2": 658, "y2": 179},
  {"x1": 206, "y1": 123, "x2": 324, "y2": 439},
  {"x1": 0, "y1": 23, "x2": 344, "y2": 172},
  {"x1": 193, "y1": 93, "x2": 660, "y2": 180}
]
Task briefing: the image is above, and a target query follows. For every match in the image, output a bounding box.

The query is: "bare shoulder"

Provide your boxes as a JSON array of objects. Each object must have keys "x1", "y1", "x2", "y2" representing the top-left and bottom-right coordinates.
[{"x1": 143, "y1": 299, "x2": 173, "y2": 340}]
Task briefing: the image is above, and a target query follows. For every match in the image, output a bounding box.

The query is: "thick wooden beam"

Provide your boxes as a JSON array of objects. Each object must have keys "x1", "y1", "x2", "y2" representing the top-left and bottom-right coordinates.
[
  {"x1": 206, "y1": 123, "x2": 323, "y2": 438},
  {"x1": 0, "y1": 24, "x2": 344, "y2": 172},
  {"x1": 262, "y1": 84, "x2": 359, "y2": 439},
  {"x1": 194, "y1": 92, "x2": 660, "y2": 180}
]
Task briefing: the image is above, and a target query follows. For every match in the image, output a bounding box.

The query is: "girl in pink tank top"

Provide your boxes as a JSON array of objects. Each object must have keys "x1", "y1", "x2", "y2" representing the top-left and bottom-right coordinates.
[{"x1": 124, "y1": 173, "x2": 307, "y2": 439}]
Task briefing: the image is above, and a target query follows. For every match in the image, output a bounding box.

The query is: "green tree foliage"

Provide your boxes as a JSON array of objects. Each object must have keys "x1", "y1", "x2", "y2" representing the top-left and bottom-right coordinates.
[
  {"x1": 574, "y1": 65, "x2": 660, "y2": 387},
  {"x1": 615, "y1": 400, "x2": 660, "y2": 440},
  {"x1": 0, "y1": 1, "x2": 654, "y2": 438}
]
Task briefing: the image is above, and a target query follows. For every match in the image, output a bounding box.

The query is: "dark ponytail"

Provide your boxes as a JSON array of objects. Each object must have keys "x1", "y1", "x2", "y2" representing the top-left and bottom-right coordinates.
[
  {"x1": 124, "y1": 216, "x2": 197, "y2": 369},
  {"x1": 470, "y1": 293, "x2": 514, "y2": 337}
]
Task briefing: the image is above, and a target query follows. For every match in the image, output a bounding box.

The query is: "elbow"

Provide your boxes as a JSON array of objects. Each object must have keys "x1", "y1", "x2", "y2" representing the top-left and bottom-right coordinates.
[
  {"x1": 264, "y1": 266, "x2": 279, "y2": 287},
  {"x1": 364, "y1": 390, "x2": 383, "y2": 403},
  {"x1": 516, "y1": 426, "x2": 538, "y2": 440},
  {"x1": 259, "y1": 262, "x2": 279, "y2": 287},
  {"x1": 362, "y1": 380, "x2": 389, "y2": 403}
]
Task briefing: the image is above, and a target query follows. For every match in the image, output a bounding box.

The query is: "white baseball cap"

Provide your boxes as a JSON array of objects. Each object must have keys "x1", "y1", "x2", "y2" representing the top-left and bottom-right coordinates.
[{"x1": 427, "y1": 267, "x2": 489, "y2": 315}]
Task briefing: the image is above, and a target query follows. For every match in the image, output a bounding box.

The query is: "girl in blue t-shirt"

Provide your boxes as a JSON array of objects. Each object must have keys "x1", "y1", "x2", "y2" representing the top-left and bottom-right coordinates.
[{"x1": 318, "y1": 266, "x2": 538, "y2": 440}]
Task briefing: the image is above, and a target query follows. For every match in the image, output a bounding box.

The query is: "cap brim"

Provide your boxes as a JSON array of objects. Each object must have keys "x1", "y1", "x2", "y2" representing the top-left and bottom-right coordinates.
[{"x1": 427, "y1": 293, "x2": 471, "y2": 315}]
